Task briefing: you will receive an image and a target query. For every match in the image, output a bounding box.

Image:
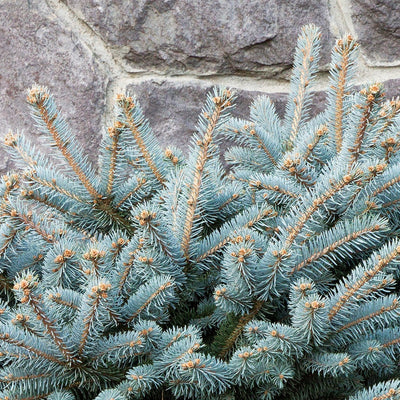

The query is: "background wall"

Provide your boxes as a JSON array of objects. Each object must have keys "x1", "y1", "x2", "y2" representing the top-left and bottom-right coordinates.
[{"x1": 1, "y1": 0, "x2": 400, "y2": 173}]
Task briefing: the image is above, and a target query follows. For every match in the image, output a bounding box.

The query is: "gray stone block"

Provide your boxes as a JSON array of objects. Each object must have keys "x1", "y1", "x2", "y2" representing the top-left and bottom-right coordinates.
[
  {"x1": 351, "y1": 0, "x2": 400, "y2": 65},
  {"x1": 123, "y1": 79, "x2": 327, "y2": 154},
  {"x1": 383, "y1": 78, "x2": 400, "y2": 99},
  {"x1": 121, "y1": 78, "x2": 400, "y2": 156},
  {"x1": 61, "y1": 0, "x2": 333, "y2": 76}
]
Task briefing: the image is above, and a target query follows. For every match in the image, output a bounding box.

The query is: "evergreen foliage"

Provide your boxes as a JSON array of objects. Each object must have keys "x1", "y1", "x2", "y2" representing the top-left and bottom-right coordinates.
[{"x1": 1, "y1": 25, "x2": 400, "y2": 399}]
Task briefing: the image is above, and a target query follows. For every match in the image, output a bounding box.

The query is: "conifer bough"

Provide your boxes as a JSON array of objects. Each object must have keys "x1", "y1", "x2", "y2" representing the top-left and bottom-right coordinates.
[{"x1": 1, "y1": 24, "x2": 400, "y2": 400}]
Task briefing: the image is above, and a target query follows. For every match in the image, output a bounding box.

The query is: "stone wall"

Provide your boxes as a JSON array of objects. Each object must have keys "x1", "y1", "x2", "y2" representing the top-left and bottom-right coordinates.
[{"x1": 1, "y1": 0, "x2": 400, "y2": 173}]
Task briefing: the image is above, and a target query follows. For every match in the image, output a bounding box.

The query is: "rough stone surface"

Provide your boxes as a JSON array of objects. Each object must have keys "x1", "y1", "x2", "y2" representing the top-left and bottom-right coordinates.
[
  {"x1": 124, "y1": 78, "x2": 400, "y2": 154},
  {"x1": 383, "y1": 79, "x2": 400, "y2": 99},
  {"x1": 124, "y1": 79, "x2": 327, "y2": 154},
  {"x1": 62, "y1": 0, "x2": 333, "y2": 76},
  {"x1": 351, "y1": 0, "x2": 400, "y2": 65},
  {"x1": 0, "y1": 0, "x2": 107, "y2": 173}
]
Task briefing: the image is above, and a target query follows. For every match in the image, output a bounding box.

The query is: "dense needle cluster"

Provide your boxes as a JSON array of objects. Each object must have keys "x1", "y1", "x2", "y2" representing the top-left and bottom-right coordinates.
[{"x1": 0, "y1": 25, "x2": 400, "y2": 400}]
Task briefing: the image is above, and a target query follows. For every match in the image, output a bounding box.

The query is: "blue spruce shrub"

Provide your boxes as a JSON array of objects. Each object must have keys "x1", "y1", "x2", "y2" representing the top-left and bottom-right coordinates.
[{"x1": 0, "y1": 25, "x2": 400, "y2": 400}]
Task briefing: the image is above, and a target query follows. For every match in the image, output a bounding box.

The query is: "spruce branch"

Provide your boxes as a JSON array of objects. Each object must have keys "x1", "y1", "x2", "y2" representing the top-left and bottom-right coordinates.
[
  {"x1": 327, "y1": 35, "x2": 359, "y2": 153},
  {"x1": 116, "y1": 94, "x2": 166, "y2": 187},
  {"x1": 180, "y1": 89, "x2": 234, "y2": 263},
  {"x1": 284, "y1": 25, "x2": 321, "y2": 149},
  {"x1": 26, "y1": 86, "x2": 101, "y2": 200}
]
